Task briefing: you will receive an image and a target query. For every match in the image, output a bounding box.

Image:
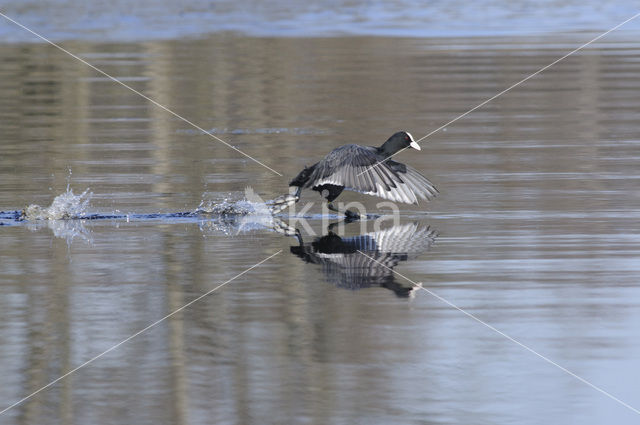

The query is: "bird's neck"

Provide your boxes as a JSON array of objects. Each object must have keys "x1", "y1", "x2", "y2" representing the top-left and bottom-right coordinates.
[{"x1": 378, "y1": 140, "x2": 402, "y2": 156}]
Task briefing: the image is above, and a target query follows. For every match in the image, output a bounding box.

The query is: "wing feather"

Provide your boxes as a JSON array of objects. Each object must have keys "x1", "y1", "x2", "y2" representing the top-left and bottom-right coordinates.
[{"x1": 304, "y1": 144, "x2": 437, "y2": 204}]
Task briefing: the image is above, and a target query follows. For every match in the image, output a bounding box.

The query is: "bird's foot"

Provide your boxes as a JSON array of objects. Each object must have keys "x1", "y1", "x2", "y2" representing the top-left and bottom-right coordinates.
[
  {"x1": 327, "y1": 203, "x2": 362, "y2": 220},
  {"x1": 267, "y1": 192, "x2": 300, "y2": 214},
  {"x1": 344, "y1": 209, "x2": 361, "y2": 220}
]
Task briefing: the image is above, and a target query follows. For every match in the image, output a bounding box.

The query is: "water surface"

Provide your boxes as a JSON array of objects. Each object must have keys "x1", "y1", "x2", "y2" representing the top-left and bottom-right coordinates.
[
  {"x1": 1, "y1": 0, "x2": 638, "y2": 40},
  {"x1": 1, "y1": 33, "x2": 640, "y2": 425}
]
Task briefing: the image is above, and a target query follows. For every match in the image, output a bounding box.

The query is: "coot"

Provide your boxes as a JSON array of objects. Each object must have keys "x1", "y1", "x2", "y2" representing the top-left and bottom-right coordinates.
[{"x1": 271, "y1": 131, "x2": 438, "y2": 216}]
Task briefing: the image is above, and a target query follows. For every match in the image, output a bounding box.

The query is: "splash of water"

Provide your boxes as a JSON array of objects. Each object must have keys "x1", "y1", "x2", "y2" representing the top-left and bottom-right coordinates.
[
  {"x1": 195, "y1": 187, "x2": 271, "y2": 216},
  {"x1": 196, "y1": 198, "x2": 255, "y2": 215},
  {"x1": 22, "y1": 187, "x2": 93, "y2": 220}
]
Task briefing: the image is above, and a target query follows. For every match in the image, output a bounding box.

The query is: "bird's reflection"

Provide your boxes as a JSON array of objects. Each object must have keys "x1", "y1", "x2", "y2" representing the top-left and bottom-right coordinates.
[{"x1": 291, "y1": 222, "x2": 437, "y2": 297}]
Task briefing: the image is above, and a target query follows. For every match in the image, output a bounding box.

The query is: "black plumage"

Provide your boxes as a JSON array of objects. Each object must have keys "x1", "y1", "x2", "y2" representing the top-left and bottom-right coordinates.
[{"x1": 289, "y1": 131, "x2": 438, "y2": 204}]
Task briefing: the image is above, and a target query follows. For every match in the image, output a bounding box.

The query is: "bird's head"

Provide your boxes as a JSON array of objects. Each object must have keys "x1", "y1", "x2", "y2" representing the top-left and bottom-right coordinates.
[{"x1": 381, "y1": 131, "x2": 421, "y2": 155}]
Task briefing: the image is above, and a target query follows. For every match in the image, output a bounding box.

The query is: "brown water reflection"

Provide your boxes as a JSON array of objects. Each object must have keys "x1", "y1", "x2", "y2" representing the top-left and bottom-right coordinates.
[{"x1": 1, "y1": 34, "x2": 640, "y2": 425}]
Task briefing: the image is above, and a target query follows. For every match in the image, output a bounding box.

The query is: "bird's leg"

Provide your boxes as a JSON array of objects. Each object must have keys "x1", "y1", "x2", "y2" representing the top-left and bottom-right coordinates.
[
  {"x1": 327, "y1": 202, "x2": 340, "y2": 213},
  {"x1": 268, "y1": 187, "x2": 301, "y2": 214}
]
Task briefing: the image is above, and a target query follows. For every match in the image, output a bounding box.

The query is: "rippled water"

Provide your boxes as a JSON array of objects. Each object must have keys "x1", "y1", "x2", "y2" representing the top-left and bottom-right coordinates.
[
  {"x1": 1, "y1": 1, "x2": 639, "y2": 40},
  {"x1": 1, "y1": 32, "x2": 640, "y2": 425}
]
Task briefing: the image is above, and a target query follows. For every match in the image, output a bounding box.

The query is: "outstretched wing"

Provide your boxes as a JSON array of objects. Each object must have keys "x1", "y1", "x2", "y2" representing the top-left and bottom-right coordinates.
[{"x1": 305, "y1": 144, "x2": 438, "y2": 204}]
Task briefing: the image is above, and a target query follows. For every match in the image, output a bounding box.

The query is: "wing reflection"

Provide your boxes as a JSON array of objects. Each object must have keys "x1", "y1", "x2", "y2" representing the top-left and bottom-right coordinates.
[{"x1": 291, "y1": 223, "x2": 437, "y2": 297}]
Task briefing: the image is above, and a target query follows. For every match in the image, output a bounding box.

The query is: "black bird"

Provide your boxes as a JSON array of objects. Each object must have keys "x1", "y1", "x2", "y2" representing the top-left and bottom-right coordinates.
[{"x1": 275, "y1": 131, "x2": 437, "y2": 216}]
